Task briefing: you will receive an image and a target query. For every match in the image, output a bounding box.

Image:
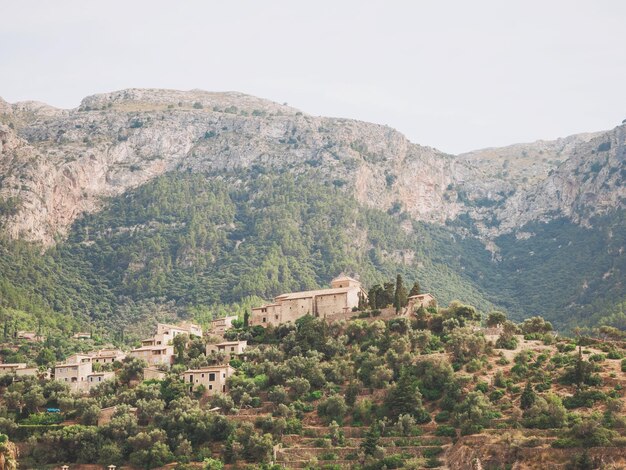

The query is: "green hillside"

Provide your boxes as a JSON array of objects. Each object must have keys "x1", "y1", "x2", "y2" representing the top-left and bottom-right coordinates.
[{"x1": 1, "y1": 169, "x2": 625, "y2": 338}]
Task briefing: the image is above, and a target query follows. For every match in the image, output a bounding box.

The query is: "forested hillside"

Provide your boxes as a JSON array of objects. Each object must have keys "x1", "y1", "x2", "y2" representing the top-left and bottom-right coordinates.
[{"x1": 1, "y1": 168, "x2": 625, "y2": 339}]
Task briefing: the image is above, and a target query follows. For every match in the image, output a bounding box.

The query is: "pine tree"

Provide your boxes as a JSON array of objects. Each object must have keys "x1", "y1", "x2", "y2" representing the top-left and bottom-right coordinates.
[
  {"x1": 394, "y1": 274, "x2": 408, "y2": 313},
  {"x1": 520, "y1": 382, "x2": 536, "y2": 410},
  {"x1": 361, "y1": 422, "x2": 381, "y2": 456},
  {"x1": 409, "y1": 280, "x2": 421, "y2": 297}
]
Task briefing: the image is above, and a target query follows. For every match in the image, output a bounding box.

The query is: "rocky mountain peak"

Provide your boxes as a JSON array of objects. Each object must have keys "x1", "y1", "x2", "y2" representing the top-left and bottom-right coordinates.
[{"x1": 0, "y1": 89, "x2": 624, "y2": 247}]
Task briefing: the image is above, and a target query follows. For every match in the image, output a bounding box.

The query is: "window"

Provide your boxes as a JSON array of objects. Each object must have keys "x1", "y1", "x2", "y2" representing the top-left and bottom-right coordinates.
[
  {"x1": 189, "y1": 375, "x2": 193, "y2": 383},
  {"x1": 230, "y1": 347, "x2": 234, "y2": 352},
  {"x1": 209, "y1": 385, "x2": 213, "y2": 390},
  {"x1": 201, "y1": 373, "x2": 205, "y2": 378},
  {"x1": 262, "y1": 317, "x2": 266, "y2": 323},
  {"x1": 209, "y1": 373, "x2": 216, "y2": 381}
]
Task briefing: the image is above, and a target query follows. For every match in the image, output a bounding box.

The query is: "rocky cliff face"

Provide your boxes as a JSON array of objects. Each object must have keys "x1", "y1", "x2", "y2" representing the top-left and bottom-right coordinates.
[{"x1": 0, "y1": 89, "x2": 624, "y2": 246}]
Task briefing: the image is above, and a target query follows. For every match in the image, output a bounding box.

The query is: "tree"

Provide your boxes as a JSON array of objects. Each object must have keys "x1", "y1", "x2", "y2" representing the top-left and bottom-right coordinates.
[
  {"x1": 384, "y1": 369, "x2": 430, "y2": 422},
  {"x1": 409, "y1": 280, "x2": 421, "y2": 297},
  {"x1": 317, "y1": 395, "x2": 348, "y2": 424},
  {"x1": 522, "y1": 393, "x2": 567, "y2": 429},
  {"x1": 520, "y1": 382, "x2": 536, "y2": 410},
  {"x1": 495, "y1": 321, "x2": 519, "y2": 350},
  {"x1": 521, "y1": 316, "x2": 553, "y2": 335},
  {"x1": 119, "y1": 357, "x2": 147, "y2": 384},
  {"x1": 394, "y1": 274, "x2": 408, "y2": 313},
  {"x1": 203, "y1": 458, "x2": 225, "y2": 470},
  {"x1": 173, "y1": 333, "x2": 189, "y2": 364},
  {"x1": 455, "y1": 391, "x2": 494, "y2": 435},
  {"x1": 361, "y1": 422, "x2": 382, "y2": 457},
  {"x1": 447, "y1": 327, "x2": 486, "y2": 363},
  {"x1": 486, "y1": 311, "x2": 507, "y2": 327},
  {"x1": 243, "y1": 311, "x2": 250, "y2": 328}
]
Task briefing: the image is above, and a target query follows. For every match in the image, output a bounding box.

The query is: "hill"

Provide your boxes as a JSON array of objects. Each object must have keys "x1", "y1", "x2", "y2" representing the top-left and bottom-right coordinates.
[{"x1": 0, "y1": 89, "x2": 625, "y2": 335}]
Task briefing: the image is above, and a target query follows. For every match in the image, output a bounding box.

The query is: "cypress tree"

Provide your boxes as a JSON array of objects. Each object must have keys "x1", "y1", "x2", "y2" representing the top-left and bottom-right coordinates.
[
  {"x1": 520, "y1": 382, "x2": 536, "y2": 410},
  {"x1": 394, "y1": 274, "x2": 408, "y2": 313}
]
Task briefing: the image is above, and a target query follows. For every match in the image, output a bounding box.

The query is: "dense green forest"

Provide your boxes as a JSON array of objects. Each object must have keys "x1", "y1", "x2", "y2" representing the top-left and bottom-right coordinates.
[{"x1": 1, "y1": 169, "x2": 625, "y2": 338}]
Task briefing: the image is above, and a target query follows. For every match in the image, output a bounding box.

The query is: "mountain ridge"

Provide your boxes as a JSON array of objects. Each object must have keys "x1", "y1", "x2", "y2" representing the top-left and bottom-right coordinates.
[
  {"x1": 1, "y1": 88, "x2": 623, "y2": 247},
  {"x1": 0, "y1": 89, "x2": 625, "y2": 333}
]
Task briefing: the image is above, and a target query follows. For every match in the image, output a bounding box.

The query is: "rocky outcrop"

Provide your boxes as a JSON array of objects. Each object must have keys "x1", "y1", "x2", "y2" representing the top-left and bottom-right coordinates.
[{"x1": 0, "y1": 88, "x2": 624, "y2": 246}]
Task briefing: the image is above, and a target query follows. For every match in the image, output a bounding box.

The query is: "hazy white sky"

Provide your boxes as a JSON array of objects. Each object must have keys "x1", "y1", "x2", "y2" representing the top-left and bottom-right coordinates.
[{"x1": 1, "y1": 1, "x2": 625, "y2": 153}]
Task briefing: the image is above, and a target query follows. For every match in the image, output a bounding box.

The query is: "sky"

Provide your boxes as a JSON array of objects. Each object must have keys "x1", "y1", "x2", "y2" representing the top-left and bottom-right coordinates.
[{"x1": 1, "y1": 1, "x2": 625, "y2": 154}]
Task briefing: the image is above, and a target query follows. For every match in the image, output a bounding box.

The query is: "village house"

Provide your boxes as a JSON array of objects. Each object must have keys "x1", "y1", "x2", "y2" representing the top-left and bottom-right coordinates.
[
  {"x1": 130, "y1": 321, "x2": 203, "y2": 367},
  {"x1": 54, "y1": 357, "x2": 114, "y2": 394},
  {"x1": 208, "y1": 315, "x2": 238, "y2": 336},
  {"x1": 250, "y1": 275, "x2": 368, "y2": 327},
  {"x1": 407, "y1": 293, "x2": 437, "y2": 311},
  {"x1": 88, "y1": 348, "x2": 126, "y2": 364},
  {"x1": 0, "y1": 363, "x2": 40, "y2": 377},
  {"x1": 72, "y1": 332, "x2": 92, "y2": 340},
  {"x1": 130, "y1": 344, "x2": 174, "y2": 367},
  {"x1": 206, "y1": 340, "x2": 247, "y2": 359},
  {"x1": 181, "y1": 364, "x2": 234, "y2": 396},
  {"x1": 17, "y1": 331, "x2": 45, "y2": 342}
]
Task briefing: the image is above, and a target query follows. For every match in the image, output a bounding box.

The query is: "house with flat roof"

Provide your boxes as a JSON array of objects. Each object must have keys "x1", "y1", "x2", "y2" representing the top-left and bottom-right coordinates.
[
  {"x1": 250, "y1": 275, "x2": 367, "y2": 327},
  {"x1": 181, "y1": 364, "x2": 234, "y2": 396},
  {"x1": 54, "y1": 356, "x2": 114, "y2": 394},
  {"x1": 0, "y1": 363, "x2": 28, "y2": 374},
  {"x1": 130, "y1": 344, "x2": 174, "y2": 366},
  {"x1": 88, "y1": 349, "x2": 126, "y2": 364},
  {"x1": 206, "y1": 340, "x2": 247, "y2": 359},
  {"x1": 17, "y1": 331, "x2": 45, "y2": 342},
  {"x1": 72, "y1": 332, "x2": 92, "y2": 340},
  {"x1": 208, "y1": 315, "x2": 238, "y2": 336}
]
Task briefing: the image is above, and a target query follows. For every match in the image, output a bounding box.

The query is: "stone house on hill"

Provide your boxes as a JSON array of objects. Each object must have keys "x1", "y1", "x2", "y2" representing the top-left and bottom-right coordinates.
[
  {"x1": 208, "y1": 315, "x2": 238, "y2": 336},
  {"x1": 407, "y1": 293, "x2": 437, "y2": 311},
  {"x1": 130, "y1": 321, "x2": 203, "y2": 367},
  {"x1": 206, "y1": 340, "x2": 247, "y2": 360},
  {"x1": 181, "y1": 364, "x2": 234, "y2": 396},
  {"x1": 250, "y1": 275, "x2": 367, "y2": 327}
]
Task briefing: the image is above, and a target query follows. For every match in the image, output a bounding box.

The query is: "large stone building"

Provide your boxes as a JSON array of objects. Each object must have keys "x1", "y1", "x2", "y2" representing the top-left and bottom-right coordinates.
[
  {"x1": 181, "y1": 364, "x2": 234, "y2": 396},
  {"x1": 250, "y1": 275, "x2": 367, "y2": 327}
]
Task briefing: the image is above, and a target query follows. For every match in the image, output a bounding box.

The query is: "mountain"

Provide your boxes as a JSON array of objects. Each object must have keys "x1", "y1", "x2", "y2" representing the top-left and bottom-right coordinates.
[{"x1": 0, "y1": 89, "x2": 625, "y2": 336}]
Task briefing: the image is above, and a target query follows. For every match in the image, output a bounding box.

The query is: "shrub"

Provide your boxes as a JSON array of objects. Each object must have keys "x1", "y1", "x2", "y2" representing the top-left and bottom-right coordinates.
[
  {"x1": 435, "y1": 425, "x2": 457, "y2": 437},
  {"x1": 317, "y1": 395, "x2": 348, "y2": 425}
]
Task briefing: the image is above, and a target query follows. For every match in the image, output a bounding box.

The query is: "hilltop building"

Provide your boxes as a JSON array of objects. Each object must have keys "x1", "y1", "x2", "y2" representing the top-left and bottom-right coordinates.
[
  {"x1": 250, "y1": 275, "x2": 367, "y2": 327},
  {"x1": 181, "y1": 364, "x2": 234, "y2": 396}
]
